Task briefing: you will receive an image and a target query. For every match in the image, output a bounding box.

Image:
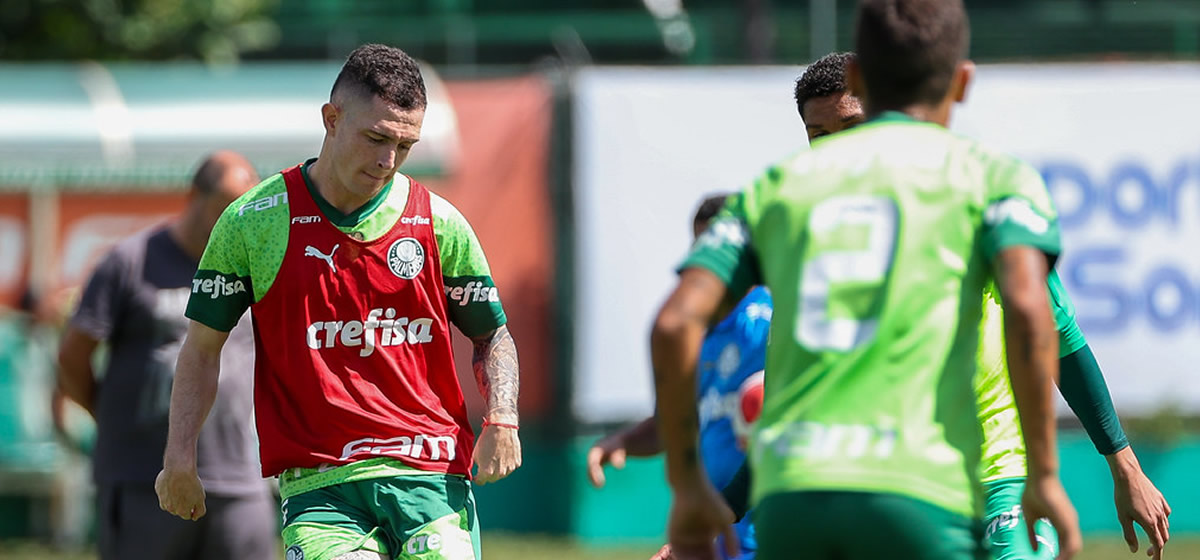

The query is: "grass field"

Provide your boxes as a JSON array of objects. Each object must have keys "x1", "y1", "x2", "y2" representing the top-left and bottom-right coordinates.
[{"x1": 0, "y1": 534, "x2": 1195, "y2": 560}]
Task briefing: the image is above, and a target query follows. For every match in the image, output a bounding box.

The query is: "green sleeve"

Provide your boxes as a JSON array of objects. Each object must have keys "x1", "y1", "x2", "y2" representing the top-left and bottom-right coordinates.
[
  {"x1": 1058, "y1": 344, "x2": 1130, "y2": 455},
  {"x1": 678, "y1": 184, "x2": 765, "y2": 296},
  {"x1": 431, "y1": 194, "x2": 507, "y2": 338},
  {"x1": 1046, "y1": 269, "x2": 1128, "y2": 454},
  {"x1": 185, "y1": 206, "x2": 255, "y2": 332},
  {"x1": 981, "y1": 157, "x2": 1062, "y2": 264},
  {"x1": 1047, "y1": 269, "x2": 1087, "y2": 357}
]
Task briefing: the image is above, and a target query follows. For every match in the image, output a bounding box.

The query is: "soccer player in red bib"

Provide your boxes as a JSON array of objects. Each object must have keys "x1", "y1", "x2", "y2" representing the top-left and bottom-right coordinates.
[{"x1": 155, "y1": 44, "x2": 522, "y2": 560}]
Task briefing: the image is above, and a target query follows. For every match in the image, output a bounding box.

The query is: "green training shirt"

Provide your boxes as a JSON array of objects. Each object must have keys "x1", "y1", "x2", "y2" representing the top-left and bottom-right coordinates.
[
  {"x1": 681, "y1": 113, "x2": 1061, "y2": 518},
  {"x1": 976, "y1": 270, "x2": 1087, "y2": 482}
]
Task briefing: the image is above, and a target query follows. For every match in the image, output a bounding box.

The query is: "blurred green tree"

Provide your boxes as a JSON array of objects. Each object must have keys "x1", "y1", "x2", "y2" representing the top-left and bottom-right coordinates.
[{"x1": 0, "y1": 0, "x2": 281, "y2": 63}]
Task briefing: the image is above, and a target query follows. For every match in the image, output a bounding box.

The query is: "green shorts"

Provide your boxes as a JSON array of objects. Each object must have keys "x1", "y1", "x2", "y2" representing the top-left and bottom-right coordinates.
[
  {"x1": 754, "y1": 490, "x2": 986, "y2": 560},
  {"x1": 280, "y1": 474, "x2": 481, "y2": 560},
  {"x1": 983, "y1": 477, "x2": 1058, "y2": 560}
]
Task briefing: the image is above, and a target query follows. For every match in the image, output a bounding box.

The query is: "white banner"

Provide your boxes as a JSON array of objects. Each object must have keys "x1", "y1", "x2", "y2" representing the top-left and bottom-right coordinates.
[
  {"x1": 955, "y1": 63, "x2": 1200, "y2": 415},
  {"x1": 572, "y1": 63, "x2": 1200, "y2": 423}
]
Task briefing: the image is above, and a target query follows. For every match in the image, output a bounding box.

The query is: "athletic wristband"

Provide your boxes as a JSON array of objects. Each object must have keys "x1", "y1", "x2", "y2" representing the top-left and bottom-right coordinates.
[{"x1": 483, "y1": 420, "x2": 519, "y2": 430}]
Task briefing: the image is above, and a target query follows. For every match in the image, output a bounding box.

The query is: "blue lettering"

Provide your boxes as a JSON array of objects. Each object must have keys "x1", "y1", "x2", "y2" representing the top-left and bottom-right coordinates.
[
  {"x1": 1063, "y1": 246, "x2": 1200, "y2": 334},
  {"x1": 1163, "y1": 159, "x2": 1197, "y2": 228},
  {"x1": 1038, "y1": 157, "x2": 1200, "y2": 231},
  {"x1": 1144, "y1": 266, "x2": 1194, "y2": 332},
  {"x1": 1066, "y1": 247, "x2": 1129, "y2": 334},
  {"x1": 1106, "y1": 163, "x2": 1159, "y2": 229},
  {"x1": 1041, "y1": 161, "x2": 1095, "y2": 229}
]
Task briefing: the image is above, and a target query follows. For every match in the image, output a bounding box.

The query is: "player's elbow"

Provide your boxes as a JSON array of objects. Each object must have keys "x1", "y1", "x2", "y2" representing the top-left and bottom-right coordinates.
[
  {"x1": 651, "y1": 305, "x2": 687, "y2": 349},
  {"x1": 999, "y1": 283, "x2": 1051, "y2": 330}
]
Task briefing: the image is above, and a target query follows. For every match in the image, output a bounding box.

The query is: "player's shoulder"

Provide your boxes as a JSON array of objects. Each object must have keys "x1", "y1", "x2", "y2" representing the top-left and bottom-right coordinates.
[
  {"x1": 427, "y1": 186, "x2": 472, "y2": 234},
  {"x1": 427, "y1": 186, "x2": 460, "y2": 219},
  {"x1": 222, "y1": 172, "x2": 290, "y2": 225},
  {"x1": 948, "y1": 133, "x2": 1041, "y2": 182}
]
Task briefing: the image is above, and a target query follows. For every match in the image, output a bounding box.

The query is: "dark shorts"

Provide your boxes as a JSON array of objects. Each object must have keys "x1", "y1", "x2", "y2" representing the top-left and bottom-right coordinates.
[
  {"x1": 754, "y1": 490, "x2": 986, "y2": 560},
  {"x1": 97, "y1": 482, "x2": 279, "y2": 560}
]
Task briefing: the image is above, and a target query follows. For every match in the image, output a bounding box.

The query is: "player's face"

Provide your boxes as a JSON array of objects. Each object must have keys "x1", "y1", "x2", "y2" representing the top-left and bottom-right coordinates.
[
  {"x1": 324, "y1": 93, "x2": 424, "y2": 198},
  {"x1": 802, "y1": 91, "x2": 865, "y2": 142}
]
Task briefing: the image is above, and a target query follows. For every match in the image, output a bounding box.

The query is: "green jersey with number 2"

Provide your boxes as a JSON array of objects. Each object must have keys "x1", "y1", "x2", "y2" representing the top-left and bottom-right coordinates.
[{"x1": 681, "y1": 113, "x2": 1061, "y2": 519}]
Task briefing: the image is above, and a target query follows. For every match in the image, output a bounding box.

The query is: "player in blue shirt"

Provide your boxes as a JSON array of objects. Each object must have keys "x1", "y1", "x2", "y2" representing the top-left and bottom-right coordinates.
[{"x1": 587, "y1": 193, "x2": 771, "y2": 560}]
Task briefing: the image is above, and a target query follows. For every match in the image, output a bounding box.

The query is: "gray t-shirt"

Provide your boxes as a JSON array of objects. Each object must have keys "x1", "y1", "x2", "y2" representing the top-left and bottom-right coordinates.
[{"x1": 72, "y1": 226, "x2": 263, "y2": 496}]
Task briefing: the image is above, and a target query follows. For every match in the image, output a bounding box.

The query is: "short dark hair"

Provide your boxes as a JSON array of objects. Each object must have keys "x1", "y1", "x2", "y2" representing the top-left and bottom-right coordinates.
[
  {"x1": 190, "y1": 155, "x2": 225, "y2": 197},
  {"x1": 794, "y1": 52, "x2": 856, "y2": 119},
  {"x1": 855, "y1": 0, "x2": 969, "y2": 110},
  {"x1": 331, "y1": 44, "x2": 427, "y2": 110},
  {"x1": 693, "y1": 193, "x2": 731, "y2": 228}
]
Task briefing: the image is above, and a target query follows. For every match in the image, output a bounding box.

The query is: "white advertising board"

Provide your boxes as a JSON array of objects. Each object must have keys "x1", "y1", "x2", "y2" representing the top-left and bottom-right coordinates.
[{"x1": 573, "y1": 63, "x2": 1200, "y2": 422}]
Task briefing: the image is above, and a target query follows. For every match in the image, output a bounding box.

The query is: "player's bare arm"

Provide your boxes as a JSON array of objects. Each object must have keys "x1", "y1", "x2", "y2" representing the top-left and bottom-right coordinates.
[
  {"x1": 469, "y1": 324, "x2": 522, "y2": 484},
  {"x1": 994, "y1": 246, "x2": 1081, "y2": 559},
  {"x1": 56, "y1": 326, "x2": 101, "y2": 416},
  {"x1": 651, "y1": 267, "x2": 738, "y2": 560},
  {"x1": 587, "y1": 417, "x2": 662, "y2": 488},
  {"x1": 1107, "y1": 446, "x2": 1171, "y2": 559},
  {"x1": 155, "y1": 320, "x2": 230, "y2": 521}
]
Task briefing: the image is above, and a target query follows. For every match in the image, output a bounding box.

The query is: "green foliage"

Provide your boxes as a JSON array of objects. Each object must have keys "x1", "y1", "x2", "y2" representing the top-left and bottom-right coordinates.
[
  {"x1": 1123, "y1": 405, "x2": 1192, "y2": 449},
  {"x1": 0, "y1": 0, "x2": 281, "y2": 62}
]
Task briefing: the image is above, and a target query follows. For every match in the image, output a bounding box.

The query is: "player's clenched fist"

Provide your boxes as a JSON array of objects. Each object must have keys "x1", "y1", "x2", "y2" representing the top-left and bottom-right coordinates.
[
  {"x1": 472, "y1": 423, "x2": 522, "y2": 484},
  {"x1": 155, "y1": 467, "x2": 207, "y2": 521}
]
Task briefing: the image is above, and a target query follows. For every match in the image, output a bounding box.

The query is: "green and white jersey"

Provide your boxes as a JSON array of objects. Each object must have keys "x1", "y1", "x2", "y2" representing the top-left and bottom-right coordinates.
[
  {"x1": 976, "y1": 270, "x2": 1087, "y2": 482},
  {"x1": 682, "y1": 113, "x2": 1061, "y2": 518},
  {"x1": 186, "y1": 160, "x2": 506, "y2": 338}
]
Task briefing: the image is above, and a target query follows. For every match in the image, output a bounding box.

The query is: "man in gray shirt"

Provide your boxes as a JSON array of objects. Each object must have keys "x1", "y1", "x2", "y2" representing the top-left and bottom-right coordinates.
[{"x1": 57, "y1": 151, "x2": 277, "y2": 559}]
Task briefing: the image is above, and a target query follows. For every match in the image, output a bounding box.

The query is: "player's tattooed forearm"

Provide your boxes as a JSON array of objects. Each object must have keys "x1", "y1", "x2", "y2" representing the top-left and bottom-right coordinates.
[{"x1": 471, "y1": 325, "x2": 520, "y2": 422}]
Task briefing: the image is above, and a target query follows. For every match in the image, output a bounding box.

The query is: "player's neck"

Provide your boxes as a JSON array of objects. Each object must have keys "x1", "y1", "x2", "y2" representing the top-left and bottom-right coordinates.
[
  {"x1": 867, "y1": 103, "x2": 952, "y2": 128},
  {"x1": 307, "y1": 158, "x2": 382, "y2": 216},
  {"x1": 168, "y1": 215, "x2": 207, "y2": 263}
]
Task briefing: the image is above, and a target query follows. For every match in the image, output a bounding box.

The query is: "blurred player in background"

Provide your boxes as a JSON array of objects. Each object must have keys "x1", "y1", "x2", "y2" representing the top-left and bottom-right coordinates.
[
  {"x1": 57, "y1": 151, "x2": 276, "y2": 560},
  {"x1": 155, "y1": 44, "x2": 521, "y2": 560},
  {"x1": 651, "y1": 0, "x2": 1080, "y2": 558},
  {"x1": 587, "y1": 193, "x2": 770, "y2": 560},
  {"x1": 791, "y1": 49, "x2": 1172, "y2": 560}
]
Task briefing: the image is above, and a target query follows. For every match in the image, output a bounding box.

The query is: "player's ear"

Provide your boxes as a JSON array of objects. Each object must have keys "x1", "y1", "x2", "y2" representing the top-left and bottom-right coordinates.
[
  {"x1": 951, "y1": 60, "x2": 975, "y2": 104},
  {"x1": 320, "y1": 102, "x2": 340, "y2": 136},
  {"x1": 846, "y1": 57, "x2": 867, "y2": 102}
]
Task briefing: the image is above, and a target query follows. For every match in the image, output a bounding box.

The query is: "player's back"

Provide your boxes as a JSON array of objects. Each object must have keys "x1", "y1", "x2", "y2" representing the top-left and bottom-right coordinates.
[{"x1": 745, "y1": 114, "x2": 1023, "y2": 519}]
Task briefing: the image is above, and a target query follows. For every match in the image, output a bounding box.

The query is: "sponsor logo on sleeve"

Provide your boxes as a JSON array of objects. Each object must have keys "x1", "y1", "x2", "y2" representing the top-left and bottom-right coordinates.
[
  {"x1": 444, "y1": 281, "x2": 500, "y2": 307},
  {"x1": 237, "y1": 192, "x2": 288, "y2": 216},
  {"x1": 984, "y1": 198, "x2": 1049, "y2": 235},
  {"x1": 696, "y1": 218, "x2": 749, "y2": 249},
  {"x1": 191, "y1": 274, "x2": 249, "y2": 299}
]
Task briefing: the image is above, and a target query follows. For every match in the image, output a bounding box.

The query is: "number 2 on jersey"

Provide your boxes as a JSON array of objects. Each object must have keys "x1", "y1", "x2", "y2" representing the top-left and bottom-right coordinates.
[{"x1": 797, "y1": 196, "x2": 898, "y2": 351}]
